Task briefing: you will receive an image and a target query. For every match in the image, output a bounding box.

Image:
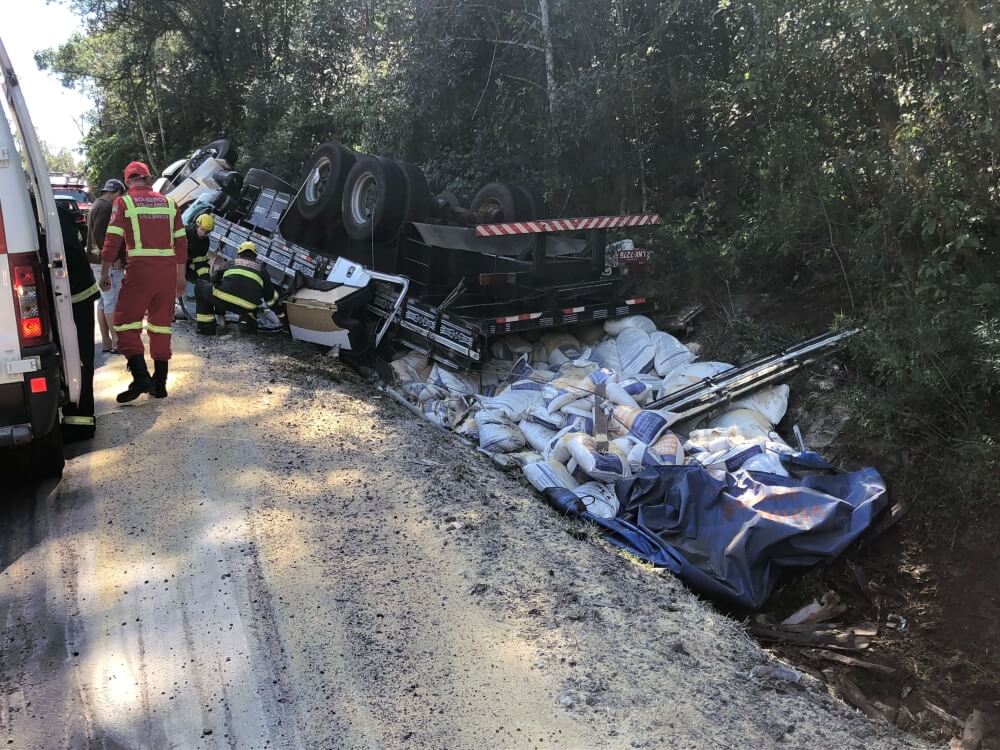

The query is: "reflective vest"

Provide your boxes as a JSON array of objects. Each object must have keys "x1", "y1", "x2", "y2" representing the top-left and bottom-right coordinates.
[
  {"x1": 101, "y1": 187, "x2": 188, "y2": 267},
  {"x1": 212, "y1": 257, "x2": 279, "y2": 311}
]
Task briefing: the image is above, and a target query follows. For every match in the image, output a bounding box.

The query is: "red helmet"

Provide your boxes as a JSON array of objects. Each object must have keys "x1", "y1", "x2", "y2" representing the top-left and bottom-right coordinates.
[{"x1": 123, "y1": 161, "x2": 151, "y2": 180}]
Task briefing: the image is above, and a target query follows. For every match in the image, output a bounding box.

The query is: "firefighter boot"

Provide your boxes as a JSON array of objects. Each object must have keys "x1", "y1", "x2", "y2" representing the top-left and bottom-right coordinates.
[
  {"x1": 117, "y1": 354, "x2": 153, "y2": 403},
  {"x1": 151, "y1": 360, "x2": 169, "y2": 399}
]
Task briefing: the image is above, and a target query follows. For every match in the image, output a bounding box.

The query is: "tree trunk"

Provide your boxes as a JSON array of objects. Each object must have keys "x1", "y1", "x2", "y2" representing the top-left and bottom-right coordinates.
[
  {"x1": 132, "y1": 98, "x2": 156, "y2": 170},
  {"x1": 538, "y1": 0, "x2": 557, "y2": 120}
]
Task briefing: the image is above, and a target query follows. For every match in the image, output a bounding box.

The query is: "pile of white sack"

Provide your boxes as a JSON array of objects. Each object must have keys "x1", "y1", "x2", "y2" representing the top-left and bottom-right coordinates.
[{"x1": 390, "y1": 315, "x2": 796, "y2": 520}]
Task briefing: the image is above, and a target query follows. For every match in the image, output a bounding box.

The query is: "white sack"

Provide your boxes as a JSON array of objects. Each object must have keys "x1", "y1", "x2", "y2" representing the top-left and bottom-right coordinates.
[
  {"x1": 524, "y1": 404, "x2": 566, "y2": 431},
  {"x1": 544, "y1": 427, "x2": 587, "y2": 463},
  {"x1": 478, "y1": 380, "x2": 545, "y2": 420},
  {"x1": 541, "y1": 332, "x2": 583, "y2": 368},
  {"x1": 660, "y1": 361, "x2": 735, "y2": 396},
  {"x1": 730, "y1": 385, "x2": 790, "y2": 427},
  {"x1": 523, "y1": 459, "x2": 579, "y2": 493},
  {"x1": 519, "y1": 419, "x2": 557, "y2": 453},
  {"x1": 616, "y1": 327, "x2": 656, "y2": 377},
  {"x1": 476, "y1": 410, "x2": 526, "y2": 453},
  {"x1": 567, "y1": 434, "x2": 631, "y2": 482},
  {"x1": 650, "y1": 331, "x2": 696, "y2": 378},
  {"x1": 429, "y1": 364, "x2": 481, "y2": 396},
  {"x1": 573, "y1": 481, "x2": 620, "y2": 519},
  {"x1": 604, "y1": 315, "x2": 657, "y2": 336},
  {"x1": 609, "y1": 405, "x2": 673, "y2": 445}
]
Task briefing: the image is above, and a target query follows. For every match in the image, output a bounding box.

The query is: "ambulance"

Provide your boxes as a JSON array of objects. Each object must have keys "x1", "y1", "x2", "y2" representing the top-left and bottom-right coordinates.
[{"x1": 0, "y1": 36, "x2": 83, "y2": 478}]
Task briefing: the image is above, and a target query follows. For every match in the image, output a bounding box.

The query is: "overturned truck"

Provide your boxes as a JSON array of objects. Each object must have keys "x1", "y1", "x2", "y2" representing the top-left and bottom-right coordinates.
[{"x1": 157, "y1": 138, "x2": 661, "y2": 368}]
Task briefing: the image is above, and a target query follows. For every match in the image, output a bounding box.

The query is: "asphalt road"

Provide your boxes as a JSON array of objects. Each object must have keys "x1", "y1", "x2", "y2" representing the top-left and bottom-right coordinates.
[{"x1": 0, "y1": 326, "x2": 927, "y2": 750}]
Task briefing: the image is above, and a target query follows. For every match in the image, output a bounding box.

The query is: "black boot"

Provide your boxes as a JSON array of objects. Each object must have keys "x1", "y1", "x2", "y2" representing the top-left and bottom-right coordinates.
[
  {"x1": 197, "y1": 323, "x2": 217, "y2": 335},
  {"x1": 151, "y1": 360, "x2": 168, "y2": 398},
  {"x1": 117, "y1": 354, "x2": 152, "y2": 403}
]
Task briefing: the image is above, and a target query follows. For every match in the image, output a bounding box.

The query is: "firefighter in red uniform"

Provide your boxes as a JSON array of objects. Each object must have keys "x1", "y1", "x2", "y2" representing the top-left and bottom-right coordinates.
[{"x1": 100, "y1": 161, "x2": 187, "y2": 403}]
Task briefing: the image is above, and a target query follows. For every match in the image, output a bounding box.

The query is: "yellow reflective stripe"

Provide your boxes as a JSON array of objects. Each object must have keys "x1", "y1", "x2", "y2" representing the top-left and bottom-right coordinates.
[
  {"x1": 223, "y1": 268, "x2": 264, "y2": 286},
  {"x1": 196, "y1": 313, "x2": 216, "y2": 323},
  {"x1": 146, "y1": 323, "x2": 172, "y2": 335},
  {"x1": 129, "y1": 248, "x2": 175, "y2": 257},
  {"x1": 268, "y1": 291, "x2": 279, "y2": 305},
  {"x1": 196, "y1": 267, "x2": 210, "y2": 276},
  {"x1": 114, "y1": 321, "x2": 144, "y2": 332},
  {"x1": 106, "y1": 225, "x2": 125, "y2": 237},
  {"x1": 63, "y1": 416, "x2": 95, "y2": 426},
  {"x1": 172, "y1": 228, "x2": 187, "y2": 239},
  {"x1": 213, "y1": 288, "x2": 257, "y2": 310},
  {"x1": 190, "y1": 255, "x2": 209, "y2": 262},
  {"x1": 122, "y1": 195, "x2": 143, "y2": 251},
  {"x1": 71, "y1": 282, "x2": 100, "y2": 303}
]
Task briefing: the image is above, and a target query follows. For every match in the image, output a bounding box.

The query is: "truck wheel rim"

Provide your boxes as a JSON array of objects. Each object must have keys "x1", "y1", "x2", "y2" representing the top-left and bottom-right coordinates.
[
  {"x1": 350, "y1": 173, "x2": 378, "y2": 225},
  {"x1": 305, "y1": 157, "x2": 331, "y2": 204}
]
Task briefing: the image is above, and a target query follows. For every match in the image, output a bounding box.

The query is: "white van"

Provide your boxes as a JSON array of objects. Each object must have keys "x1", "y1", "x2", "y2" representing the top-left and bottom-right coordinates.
[{"x1": 0, "y1": 36, "x2": 84, "y2": 477}]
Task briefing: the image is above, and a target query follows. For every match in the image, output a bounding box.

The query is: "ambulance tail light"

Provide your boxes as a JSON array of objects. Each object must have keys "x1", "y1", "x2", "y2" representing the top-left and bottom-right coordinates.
[{"x1": 9, "y1": 254, "x2": 52, "y2": 347}]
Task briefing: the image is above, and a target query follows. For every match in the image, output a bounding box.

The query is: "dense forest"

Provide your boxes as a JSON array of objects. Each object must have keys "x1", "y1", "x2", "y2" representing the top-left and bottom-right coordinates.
[{"x1": 43, "y1": 0, "x2": 1000, "y2": 504}]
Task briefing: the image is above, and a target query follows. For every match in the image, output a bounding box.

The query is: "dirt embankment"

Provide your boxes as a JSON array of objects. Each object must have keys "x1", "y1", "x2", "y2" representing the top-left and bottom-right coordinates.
[{"x1": 0, "y1": 324, "x2": 926, "y2": 749}]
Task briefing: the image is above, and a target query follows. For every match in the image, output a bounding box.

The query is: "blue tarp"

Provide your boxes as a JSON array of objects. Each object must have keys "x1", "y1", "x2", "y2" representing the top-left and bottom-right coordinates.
[{"x1": 542, "y1": 456, "x2": 888, "y2": 609}]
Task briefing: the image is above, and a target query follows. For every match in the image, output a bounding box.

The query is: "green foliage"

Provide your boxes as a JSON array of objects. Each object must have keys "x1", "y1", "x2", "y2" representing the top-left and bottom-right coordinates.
[
  {"x1": 40, "y1": 141, "x2": 81, "y2": 173},
  {"x1": 43, "y1": 0, "x2": 1000, "y2": 497}
]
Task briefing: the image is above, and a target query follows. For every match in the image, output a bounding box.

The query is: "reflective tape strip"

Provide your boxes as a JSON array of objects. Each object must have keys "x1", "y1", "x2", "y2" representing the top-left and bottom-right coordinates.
[
  {"x1": 106, "y1": 225, "x2": 125, "y2": 237},
  {"x1": 196, "y1": 266, "x2": 210, "y2": 276},
  {"x1": 196, "y1": 313, "x2": 216, "y2": 323},
  {"x1": 129, "y1": 206, "x2": 175, "y2": 216},
  {"x1": 268, "y1": 291, "x2": 279, "y2": 305},
  {"x1": 190, "y1": 255, "x2": 210, "y2": 262},
  {"x1": 122, "y1": 196, "x2": 143, "y2": 251},
  {"x1": 223, "y1": 268, "x2": 264, "y2": 287},
  {"x1": 173, "y1": 228, "x2": 187, "y2": 239},
  {"x1": 114, "y1": 321, "x2": 144, "y2": 332},
  {"x1": 63, "y1": 415, "x2": 95, "y2": 426},
  {"x1": 71, "y1": 282, "x2": 100, "y2": 303},
  {"x1": 146, "y1": 323, "x2": 172, "y2": 335},
  {"x1": 129, "y1": 248, "x2": 175, "y2": 257},
  {"x1": 213, "y1": 288, "x2": 258, "y2": 310}
]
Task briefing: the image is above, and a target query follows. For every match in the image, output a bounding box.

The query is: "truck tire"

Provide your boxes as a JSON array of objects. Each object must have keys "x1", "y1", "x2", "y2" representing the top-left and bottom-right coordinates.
[
  {"x1": 297, "y1": 142, "x2": 357, "y2": 221},
  {"x1": 188, "y1": 138, "x2": 238, "y2": 172},
  {"x1": 211, "y1": 169, "x2": 244, "y2": 198},
  {"x1": 471, "y1": 182, "x2": 533, "y2": 223},
  {"x1": 244, "y1": 168, "x2": 293, "y2": 194},
  {"x1": 517, "y1": 185, "x2": 549, "y2": 219},
  {"x1": 396, "y1": 161, "x2": 430, "y2": 223},
  {"x1": 341, "y1": 156, "x2": 407, "y2": 241}
]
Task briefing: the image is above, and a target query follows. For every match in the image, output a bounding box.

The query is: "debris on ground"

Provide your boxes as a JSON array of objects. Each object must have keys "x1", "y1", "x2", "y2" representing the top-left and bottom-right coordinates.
[{"x1": 387, "y1": 314, "x2": 888, "y2": 609}]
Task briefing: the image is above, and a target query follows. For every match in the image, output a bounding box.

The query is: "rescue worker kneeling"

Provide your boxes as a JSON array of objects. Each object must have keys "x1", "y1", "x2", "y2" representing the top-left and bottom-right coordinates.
[{"x1": 195, "y1": 241, "x2": 278, "y2": 335}]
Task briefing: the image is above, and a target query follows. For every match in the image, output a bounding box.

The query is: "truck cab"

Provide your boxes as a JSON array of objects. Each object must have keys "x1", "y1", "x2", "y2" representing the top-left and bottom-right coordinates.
[{"x1": 1, "y1": 36, "x2": 84, "y2": 478}]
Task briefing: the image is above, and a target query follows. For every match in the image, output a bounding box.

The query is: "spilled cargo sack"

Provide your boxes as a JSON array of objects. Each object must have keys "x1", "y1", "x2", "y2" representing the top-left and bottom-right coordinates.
[
  {"x1": 523, "y1": 459, "x2": 579, "y2": 493},
  {"x1": 524, "y1": 404, "x2": 566, "y2": 431},
  {"x1": 650, "y1": 331, "x2": 696, "y2": 378},
  {"x1": 476, "y1": 410, "x2": 526, "y2": 453},
  {"x1": 616, "y1": 327, "x2": 656, "y2": 377},
  {"x1": 541, "y1": 332, "x2": 583, "y2": 368},
  {"x1": 519, "y1": 419, "x2": 557, "y2": 453},
  {"x1": 730, "y1": 385, "x2": 790, "y2": 427},
  {"x1": 609, "y1": 405, "x2": 673, "y2": 445},
  {"x1": 661, "y1": 361, "x2": 734, "y2": 396},
  {"x1": 572, "y1": 481, "x2": 620, "y2": 519},
  {"x1": 567, "y1": 434, "x2": 631, "y2": 482},
  {"x1": 604, "y1": 315, "x2": 657, "y2": 336},
  {"x1": 429, "y1": 363, "x2": 481, "y2": 396},
  {"x1": 478, "y1": 380, "x2": 545, "y2": 420}
]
